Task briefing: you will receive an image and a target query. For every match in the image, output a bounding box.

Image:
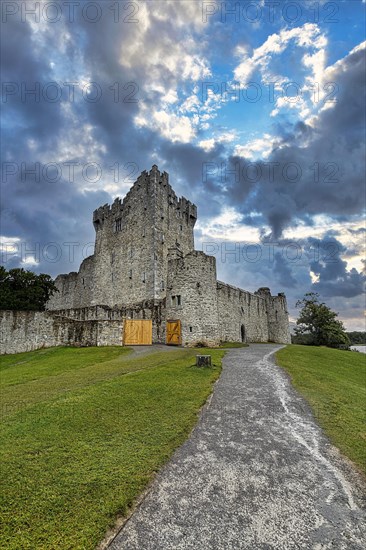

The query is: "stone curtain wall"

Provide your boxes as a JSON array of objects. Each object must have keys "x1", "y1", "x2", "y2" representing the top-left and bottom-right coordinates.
[
  {"x1": 254, "y1": 287, "x2": 291, "y2": 344},
  {"x1": 42, "y1": 165, "x2": 291, "y2": 346},
  {"x1": 165, "y1": 252, "x2": 291, "y2": 346},
  {"x1": 0, "y1": 290, "x2": 290, "y2": 354},
  {"x1": 216, "y1": 283, "x2": 270, "y2": 343},
  {"x1": 0, "y1": 310, "x2": 119, "y2": 355},
  {"x1": 1, "y1": 311, "x2": 58, "y2": 354},
  {"x1": 0, "y1": 310, "x2": 124, "y2": 355},
  {"x1": 217, "y1": 285, "x2": 291, "y2": 344},
  {"x1": 0, "y1": 301, "x2": 166, "y2": 355}
]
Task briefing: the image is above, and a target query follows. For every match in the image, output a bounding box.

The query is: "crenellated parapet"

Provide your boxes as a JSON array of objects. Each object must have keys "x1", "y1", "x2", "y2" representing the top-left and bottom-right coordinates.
[
  {"x1": 88, "y1": 165, "x2": 198, "y2": 307},
  {"x1": 45, "y1": 164, "x2": 290, "y2": 347},
  {"x1": 255, "y1": 287, "x2": 291, "y2": 343},
  {"x1": 93, "y1": 165, "x2": 197, "y2": 235}
]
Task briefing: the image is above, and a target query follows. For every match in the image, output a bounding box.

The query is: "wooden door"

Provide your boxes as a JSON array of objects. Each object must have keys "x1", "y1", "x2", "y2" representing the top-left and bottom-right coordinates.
[
  {"x1": 166, "y1": 320, "x2": 182, "y2": 345},
  {"x1": 124, "y1": 320, "x2": 152, "y2": 345}
]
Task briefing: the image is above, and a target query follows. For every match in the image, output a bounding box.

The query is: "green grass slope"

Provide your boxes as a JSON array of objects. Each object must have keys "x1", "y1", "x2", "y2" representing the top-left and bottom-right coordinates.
[
  {"x1": 276, "y1": 345, "x2": 366, "y2": 476},
  {"x1": 0, "y1": 346, "x2": 224, "y2": 549}
]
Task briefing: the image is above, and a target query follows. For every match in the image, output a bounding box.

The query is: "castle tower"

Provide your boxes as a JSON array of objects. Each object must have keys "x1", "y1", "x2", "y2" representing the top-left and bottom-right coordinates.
[
  {"x1": 91, "y1": 165, "x2": 197, "y2": 306},
  {"x1": 166, "y1": 251, "x2": 219, "y2": 346},
  {"x1": 45, "y1": 165, "x2": 290, "y2": 348},
  {"x1": 255, "y1": 287, "x2": 291, "y2": 343}
]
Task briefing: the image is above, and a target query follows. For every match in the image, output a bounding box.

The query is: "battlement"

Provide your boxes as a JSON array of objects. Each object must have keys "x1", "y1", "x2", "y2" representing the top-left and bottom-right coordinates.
[
  {"x1": 255, "y1": 287, "x2": 271, "y2": 297},
  {"x1": 93, "y1": 165, "x2": 197, "y2": 232},
  {"x1": 46, "y1": 163, "x2": 290, "y2": 345}
]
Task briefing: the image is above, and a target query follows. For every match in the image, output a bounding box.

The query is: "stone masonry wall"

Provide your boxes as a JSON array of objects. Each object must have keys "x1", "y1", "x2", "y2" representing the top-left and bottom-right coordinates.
[
  {"x1": 267, "y1": 293, "x2": 292, "y2": 344},
  {"x1": 166, "y1": 250, "x2": 219, "y2": 346},
  {"x1": 1, "y1": 310, "x2": 58, "y2": 354},
  {"x1": 216, "y1": 282, "x2": 269, "y2": 343},
  {"x1": 43, "y1": 165, "x2": 291, "y2": 345},
  {"x1": 47, "y1": 165, "x2": 197, "y2": 310},
  {"x1": 0, "y1": 301, "x2": 166, "y2": 355},
  {"x1": 47, "y1": 272, "x2": 78, "y2": 310},
  {"x1": 0, "y1": 310, "x2": 123, "y2": 355}
]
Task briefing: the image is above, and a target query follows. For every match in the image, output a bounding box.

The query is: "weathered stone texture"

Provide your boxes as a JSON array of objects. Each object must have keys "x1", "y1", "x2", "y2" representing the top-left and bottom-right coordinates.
[
  {"x1": 262, "y1": 291, "x2": 291, "y2": 343},
  {"x1": 3, "y1": 165, "x2": 291, "y2": 353},
  {"x1": 165, "y1": 252, "x2": 290, "y2": 346},
  {"x1": 47, "y1": 165, "x2": 196, "y2": 310},
  {"x1": 0, "y1": 301, "x2": 169, "y2": 355},
  {"x1": 166, "y1": 251, "x2": 219, "y2": 346},
  {"x1": 1, "y1": 310, "x2": 55, "y2": 354},
  {"x1": 217, "y1": 282, "x2": 269, "y2": 343},
  {"x1": 0, "y1": 310, "x2": 111, "y2": 354}
]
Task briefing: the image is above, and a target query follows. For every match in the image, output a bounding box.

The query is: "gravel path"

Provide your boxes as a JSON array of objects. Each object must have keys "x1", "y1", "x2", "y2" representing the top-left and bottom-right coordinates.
[{"x1": 109, "y1": 344, "x2": 366, "y2": 549}]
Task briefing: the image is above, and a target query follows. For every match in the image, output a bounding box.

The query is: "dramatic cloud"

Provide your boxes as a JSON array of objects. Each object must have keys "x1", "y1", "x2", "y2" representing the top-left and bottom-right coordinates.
[
  {"x1": 1, "y1": 2, "x2": 365, "y2": 329},
  {"x1": 308, "y1": 236, "x2": 366, "y2": 298},
  {"x1": 225, "y1": 41, "x2": 366, "y2": 238}
]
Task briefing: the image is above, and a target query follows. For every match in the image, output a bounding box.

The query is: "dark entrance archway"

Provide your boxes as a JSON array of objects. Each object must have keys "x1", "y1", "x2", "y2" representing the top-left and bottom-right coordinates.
[{"x1": 241, "y1": 324, "x2": 246, "y2": 343}]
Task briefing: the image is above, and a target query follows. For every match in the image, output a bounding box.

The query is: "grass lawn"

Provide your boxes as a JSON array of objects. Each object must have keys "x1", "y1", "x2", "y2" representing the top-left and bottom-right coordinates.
[
  {"x1": 276, "y1": 345, "x2": 366, "y2": 476},
  {"x1": 0, "y1": 346, "x2": 225, "y2": 549}
]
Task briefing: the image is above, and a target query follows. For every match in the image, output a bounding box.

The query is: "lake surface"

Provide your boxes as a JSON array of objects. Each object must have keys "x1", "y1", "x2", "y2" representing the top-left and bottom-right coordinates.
[{"x1": 351, "y1": 345, "x2": 366, "y2": 354}]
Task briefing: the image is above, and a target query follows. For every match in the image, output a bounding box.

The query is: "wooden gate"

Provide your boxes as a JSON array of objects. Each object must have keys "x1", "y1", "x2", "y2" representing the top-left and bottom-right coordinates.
[
  {"x1": 124, "y1": 319, "x2": 152, "y2": 345},
  {"x1": 166, "y1": 320, "x2": 182, "y2": 346}
]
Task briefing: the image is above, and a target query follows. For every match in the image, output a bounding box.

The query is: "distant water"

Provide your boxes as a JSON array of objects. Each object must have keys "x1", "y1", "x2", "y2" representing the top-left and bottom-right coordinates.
[{"x1": 351, "y1": 345, "x2": 366, "y2": 354}]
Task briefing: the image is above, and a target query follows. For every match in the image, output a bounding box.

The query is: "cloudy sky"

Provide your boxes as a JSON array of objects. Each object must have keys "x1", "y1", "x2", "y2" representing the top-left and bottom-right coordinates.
[{"x1": 1, "y1": 0, "x2": 365, "y2": 329}]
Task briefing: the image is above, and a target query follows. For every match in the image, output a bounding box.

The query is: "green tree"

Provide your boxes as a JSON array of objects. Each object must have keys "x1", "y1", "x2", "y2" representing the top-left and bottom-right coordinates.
[
  {"x1": 0, "y1": 266, "x2": 58, "y2": 311},
  {"x1": 294, "y1": 292, "x2": 350, "y2": 349},
  {"x1": 346, "y1": 332, "x2": 366, "y2": 345}
]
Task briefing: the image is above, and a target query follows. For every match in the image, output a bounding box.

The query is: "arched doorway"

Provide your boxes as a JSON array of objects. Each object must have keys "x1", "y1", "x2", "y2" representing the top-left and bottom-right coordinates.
[{"x1": 241, "y1": 324, "x2": 246, "y2": 343}]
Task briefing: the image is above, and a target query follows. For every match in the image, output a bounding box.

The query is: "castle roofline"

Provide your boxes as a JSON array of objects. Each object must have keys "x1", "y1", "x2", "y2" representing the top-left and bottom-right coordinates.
[
  {"x1": 216, "y1": 280, "x2": 268, "y2": 300},
  {"x1": 93, "y1": 166, "x2": 197, "y2": 222}
]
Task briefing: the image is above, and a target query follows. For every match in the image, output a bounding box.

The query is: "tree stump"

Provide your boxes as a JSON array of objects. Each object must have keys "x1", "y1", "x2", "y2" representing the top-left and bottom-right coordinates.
[{"x1": 196, "y1": 355, "x2": 211, "y2": 367}]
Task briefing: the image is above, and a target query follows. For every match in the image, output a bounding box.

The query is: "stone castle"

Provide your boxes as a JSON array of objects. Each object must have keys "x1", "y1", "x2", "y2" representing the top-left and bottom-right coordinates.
[{"x1": 44, "y1": 165, "x2": 291, "y2": 347}]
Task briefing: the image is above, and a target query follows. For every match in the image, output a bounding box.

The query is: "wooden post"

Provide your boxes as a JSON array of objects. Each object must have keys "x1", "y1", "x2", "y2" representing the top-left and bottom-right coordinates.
[{"x1": 196, "y1": 355, "x2": 211, "y2": 367}]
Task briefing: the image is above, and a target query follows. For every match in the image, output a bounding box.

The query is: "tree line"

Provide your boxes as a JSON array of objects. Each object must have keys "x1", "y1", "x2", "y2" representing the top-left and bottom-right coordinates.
[{"x1": 345, "y1": 332, "x2": 366, "y2": 345}]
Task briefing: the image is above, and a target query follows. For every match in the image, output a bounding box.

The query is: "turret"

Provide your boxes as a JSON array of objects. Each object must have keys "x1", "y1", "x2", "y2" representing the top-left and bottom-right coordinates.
[{"x1": 255, "y1": 287, "x2": 290, "y2": 343}]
